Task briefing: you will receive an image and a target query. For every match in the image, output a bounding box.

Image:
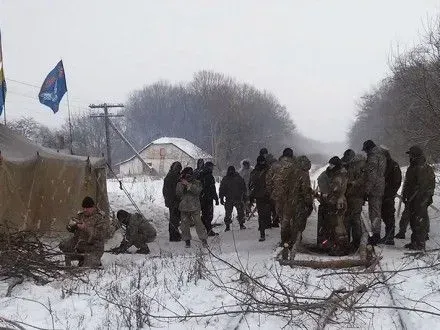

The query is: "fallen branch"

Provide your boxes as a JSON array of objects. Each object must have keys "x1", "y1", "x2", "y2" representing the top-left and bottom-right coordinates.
[{"x1": 279, "y1": 258, "x2": 378, "y2": 269}]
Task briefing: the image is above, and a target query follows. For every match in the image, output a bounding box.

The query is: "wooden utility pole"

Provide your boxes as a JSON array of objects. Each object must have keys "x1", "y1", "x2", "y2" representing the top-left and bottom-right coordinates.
[{"x1": 89, "y1": 103, "x2": 124, "y2": 168}]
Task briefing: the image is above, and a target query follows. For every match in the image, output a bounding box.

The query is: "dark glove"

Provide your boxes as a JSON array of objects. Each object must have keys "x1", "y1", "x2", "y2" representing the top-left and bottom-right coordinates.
[
  {"x1": 215, "y1": 199, "x2": 220, "y2": 206},
  {"x1": 364, "y1": 194, "x2": 369, "y2": 202},
  {"x1": 220, "y1": 197, "x2": 225, "y2": 205}
]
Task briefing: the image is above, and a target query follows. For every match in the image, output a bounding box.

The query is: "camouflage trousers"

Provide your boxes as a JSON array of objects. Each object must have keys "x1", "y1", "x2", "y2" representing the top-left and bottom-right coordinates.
[
  {"x1": 368, "y1": 196, "x2": 383, "y2": 235},
  {"x1": 279, "y1": 201, "x2": 311, "y2": 247},
  {"x1": 180, "y1": 211, "x2": 207, "y2": 242},
  {"x1": 59, "y1": 237, "x2": 103, "y2": 267},
  {"x1": 345, "y1": 198, "x2": 363, "y2": 248}
]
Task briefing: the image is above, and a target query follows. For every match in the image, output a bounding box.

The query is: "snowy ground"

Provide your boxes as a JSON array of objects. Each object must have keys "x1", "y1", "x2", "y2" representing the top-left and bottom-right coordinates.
[{"x1": 1, "y1": 167, "x2": 440, "y2": 329}]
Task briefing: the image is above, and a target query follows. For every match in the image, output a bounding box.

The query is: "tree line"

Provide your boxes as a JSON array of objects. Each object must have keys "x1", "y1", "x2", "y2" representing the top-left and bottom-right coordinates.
[
  {"x1": 9, "y1": 71, "x2": 297, "y2": 169},
  {"x1": 348, "y1": 18, "x2": 440, "y2": 163}
]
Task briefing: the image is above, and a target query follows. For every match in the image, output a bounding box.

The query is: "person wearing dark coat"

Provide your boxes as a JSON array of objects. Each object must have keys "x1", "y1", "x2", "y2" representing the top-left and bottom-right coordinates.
[
  {"x1": 194, "y1": 159, "x2": 205, "y2": 179},
  {"x1": 199, "y1": 161, "x2": 220, "y2": 236},
  {"x1": 249, "y1": 156, "x2": 271, "y2": 241},
  {"x1": 402, "y1": 146, "x2": 435, "y2": 250},
  {"x1": 162, "y1": 162, "x2": 183, "y2": 241},
  {"x1": 219, "y1": 166, "x2": 247, "y2": 231},
  {"x1": 380, "y1": 149, "x2": 402, "y2": 245}
]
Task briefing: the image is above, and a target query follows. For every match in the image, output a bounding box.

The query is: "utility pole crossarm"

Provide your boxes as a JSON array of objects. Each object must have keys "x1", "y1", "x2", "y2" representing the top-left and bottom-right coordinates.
[{"x1": 89, "y1": 103, "x2": 125, "y2": 169}]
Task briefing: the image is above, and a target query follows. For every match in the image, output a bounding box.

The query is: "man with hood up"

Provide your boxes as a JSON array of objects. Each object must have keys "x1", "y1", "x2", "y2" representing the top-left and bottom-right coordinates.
[
  {"x1": 199, "y1": 161, "x2": 220, "y2": 236},
  {"x1": 249, "y1": 156, "x2": 271, "y2": 241},
  {"x1": 163, "y1": 162, "x2": 183, "y2": 242},
  {"x1": 219, "y1": 166, "x2": 247, "y2": 231},
  {"x1": 402, "y1": 145, "x2": 435, "y2": 250},
  {"x1": 362, "y1": 140, "x2": 387, "y2": 246},
  {"x1": 341, "y1": 149, "x2": 366, "y2": 252}
]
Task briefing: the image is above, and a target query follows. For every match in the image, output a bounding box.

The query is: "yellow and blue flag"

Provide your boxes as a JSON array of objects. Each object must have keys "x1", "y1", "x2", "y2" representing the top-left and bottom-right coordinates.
[
  {"x1": 0, "y1": 29, "x2": 6, "y2": 116},
  {"x1": 38, "y1": 60, "x2": 67, "y2": 113}
]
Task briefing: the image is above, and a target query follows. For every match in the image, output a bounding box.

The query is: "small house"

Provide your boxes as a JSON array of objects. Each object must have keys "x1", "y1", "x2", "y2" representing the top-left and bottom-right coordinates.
[{"x1": 117, "y1": 137, "x2": 212, "y2": 176}]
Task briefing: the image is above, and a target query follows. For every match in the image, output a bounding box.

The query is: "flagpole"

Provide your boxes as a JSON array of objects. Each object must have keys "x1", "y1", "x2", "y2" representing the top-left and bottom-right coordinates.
[
  {"x1": 61, "y1": 58, "x2": 73, "y2": 154},
  {"x1": 66, "y1": 89, "x2": 73, "y2": 154}
]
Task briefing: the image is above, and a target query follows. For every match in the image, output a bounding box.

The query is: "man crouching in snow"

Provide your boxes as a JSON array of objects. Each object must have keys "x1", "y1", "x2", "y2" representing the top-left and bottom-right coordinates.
[
  {"x1": 109, "y1": 210, "x2": 157, "y2": 254},
  {"x1": 59, "y1": 196, "x2": 106, "y2": 267}
]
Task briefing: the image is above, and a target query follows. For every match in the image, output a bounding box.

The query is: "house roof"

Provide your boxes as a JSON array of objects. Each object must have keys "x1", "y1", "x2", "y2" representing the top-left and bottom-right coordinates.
[{"x1": 117, "y1": 137, "x2": 212, "y2": 166}]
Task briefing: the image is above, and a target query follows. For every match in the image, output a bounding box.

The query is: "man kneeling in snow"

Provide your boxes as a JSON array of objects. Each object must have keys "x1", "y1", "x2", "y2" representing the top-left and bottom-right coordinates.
[
  {"x1": 110, "y1": 210, "x2": 157, "y2": 254},
  {"x1": 59, "y1": 196, "x2": 106, "y2": 267}
]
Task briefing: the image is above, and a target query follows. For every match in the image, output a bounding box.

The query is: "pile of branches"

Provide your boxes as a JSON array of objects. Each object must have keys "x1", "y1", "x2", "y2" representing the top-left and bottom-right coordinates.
[{"x1": 0, "y1": 230, "x2": 79, "y2": 295}]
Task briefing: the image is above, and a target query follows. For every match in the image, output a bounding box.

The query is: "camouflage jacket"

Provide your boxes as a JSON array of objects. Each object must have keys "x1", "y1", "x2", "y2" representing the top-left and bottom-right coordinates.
[
  {"x1": 327, "y1": 167, "x2": 348, "y2": 207},
  {"x1": 266, "y1": 156, "x2": 297, "y2": 202},
  {"x1": 365, "y1": 146, "x2": 386, "y2": 197},
  {"x1": 345, "y1": 154, "x2": 366, "y2": 199},
  {"x1": 67, "y1": 210, "x2": 106, "y2": 249},
  {"x1": 402, "y1": 156, "x2": 435, "y2": 206},
  {"x1": 125, "y1": 213, "x2": 157, "y2": 244},
  {"x1": 176, "y1": 179, "x2": 203, "y2": 212},
  {"x1": 296, "y1": 156, "x2": 313, "y2": 209}
]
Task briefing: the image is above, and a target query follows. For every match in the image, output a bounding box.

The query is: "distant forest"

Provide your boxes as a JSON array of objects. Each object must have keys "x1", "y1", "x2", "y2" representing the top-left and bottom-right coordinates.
[
  {"x1": 10, "y1": 71, "x2": 301, "y2": 170},
  {"x1": 348, "y1": 18, "x2": 440, "y2": 163}
]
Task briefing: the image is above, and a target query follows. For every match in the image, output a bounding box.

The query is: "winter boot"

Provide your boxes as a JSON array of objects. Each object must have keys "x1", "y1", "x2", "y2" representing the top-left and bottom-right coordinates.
[
  {"x1": 394, "y1": 232, "x2": 405, "y2": 239},
  {"x1": 271, "y1": 222, "x2": 280, "y2": 228},
  {"x1": 208, "y1": 230, "x2": 219, "y2": 237},
  {"x1": 368, "y1": 233, "x2": 380, "y2": 246},
  {"x1": 378, "y1": 237, "x2": 395, "y2": 246},
  {"x1": 259, "y1": 231, "x2": 266, "y2": 242},
  {"x1": 281, "y1": 243, "x2": 290, "y2": 260},
  {"x1": 240, "y1": 224, "x2": 246, "y2": 230},
  {"x1": 201, "y1": 239, "x2": 208, "y2": 248},
  {"x1": 185, "y1": 240, "x2": 191, "y2": 248},
  {"x1": 136, "y1": 246, "x2": 150, "y2": 254},
  {"x1": 225, "y1": 224, "x2": 231, "y2": 232}
]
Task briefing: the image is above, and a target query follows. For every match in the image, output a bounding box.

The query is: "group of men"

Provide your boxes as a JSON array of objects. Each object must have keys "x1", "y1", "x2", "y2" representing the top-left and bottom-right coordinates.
[
  {"x1": 316, "y1": 140, "x2": 435, "y2": 257},
  {"x1": 59, "y1": 140, "x2": 435, "y2": 266}
]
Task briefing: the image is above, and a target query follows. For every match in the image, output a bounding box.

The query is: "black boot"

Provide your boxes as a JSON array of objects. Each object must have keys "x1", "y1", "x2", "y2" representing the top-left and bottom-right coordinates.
[
  {"x1": 208, "y1": 230, "x2": 219, "y2": 237},
  {"x1": 240, "y1": 224, "x2": 246, "y2": 230},
  {"x1": 259, "y1": 231, "x2": 265, "y2": 242},
  {"x1": 394, "y1": 231, "x2": 405, "y2": 239},
  {"x1": 225, "y1": 224, "x2": 231, "y2": 232},
  {"x1": 185, "y1": 240, "x2": 191, "y2": 248},
  {"x1": 368, "y1": 233, "x2": 380, "y2": 246},
  {"x1": 136, "y1": 246, "x2": 150, "y2": 254}
]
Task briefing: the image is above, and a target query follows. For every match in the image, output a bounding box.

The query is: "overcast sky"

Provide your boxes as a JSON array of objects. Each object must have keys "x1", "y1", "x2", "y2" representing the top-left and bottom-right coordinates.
[{"x1": 1, "y1": 0, "x2": 439, "y2": 142}]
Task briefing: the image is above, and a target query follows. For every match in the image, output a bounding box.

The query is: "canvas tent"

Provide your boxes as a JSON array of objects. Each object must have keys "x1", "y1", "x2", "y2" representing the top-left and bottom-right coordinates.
[{"x1": 0, "y1": 124, "x2": 109, "y2": 233}]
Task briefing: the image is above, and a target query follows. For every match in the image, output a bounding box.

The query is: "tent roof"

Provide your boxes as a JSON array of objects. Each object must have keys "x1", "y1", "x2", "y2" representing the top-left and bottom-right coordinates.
[
  {"x1": 117, "y1": 137, "x2": 212, "y2": 166},
  {"x1": 0, "y1": 124, "x2": 106, "y2": 166}
]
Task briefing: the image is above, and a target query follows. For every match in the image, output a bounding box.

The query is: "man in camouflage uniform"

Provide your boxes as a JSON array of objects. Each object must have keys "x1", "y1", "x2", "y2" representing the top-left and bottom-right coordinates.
[
  {"x1": 219, "y1": 166, "x2": 247, "y2": 231},
  {"x1": 402, "y1": 146, "x2": 435, "y2": 250},
  {"x1": 110, "y1": 210, "x2": 157, "y2": 254},
  {"x1": 176, "y1": 167, "x2": 208, "y2": 248},
  {"x1": 59, "y1": 196, "x2": 106, "y2": 267},
  {"x1": 163, "y1": 162, "x2": 183, "y2": 242},
  {"x1": 341, "y1": 149, "x2": 366, "y2": 252},
  {"x1": 239, "y1": 159, "x2": 253, "y2": 217},
  {"x1": 249, "y1": 155, "x2": 271, "y2": 241},
  {"x1": 380, "y1": 148, "x2": 402, "y2": 245},
  {"x1": 317, "y1": 166, "x2": 332, "y2": 247},
  {"x1": 362, "y1": 140, "x2": 387, "y2": 246},
  {"x1": 266, "y1": 148, "x2": 297, "y2": 246},
  {"x1": 325, "y1": 156, "x2": 349, "y2": 256},
  {"x1": 290, "y1": 155, "x2": 314, "y2": 247},
  {"x1": 198, "y1": 161, "x2": 220, "y2": 236}
]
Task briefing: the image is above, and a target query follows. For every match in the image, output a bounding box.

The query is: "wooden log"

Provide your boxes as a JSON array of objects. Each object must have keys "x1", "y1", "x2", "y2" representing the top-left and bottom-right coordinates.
[{"x1": 278, "y1": 257, "x2": 376, "y2": 269}]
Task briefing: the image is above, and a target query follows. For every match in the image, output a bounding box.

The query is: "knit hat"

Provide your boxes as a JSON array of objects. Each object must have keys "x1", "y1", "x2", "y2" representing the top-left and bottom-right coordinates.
[
  {"x1": 341, "y1": 149, "x2": 355, "y2": 162},
  {"x1": 362, "y1": 140, "x2": 376, "y2": 152},
  {"x1": 328, "y1": 156, "x2": 342, "y2": 167},
  {"x1": 81, "y1": 196, "x2": 95, "y2": 208},
  {"x1": 406, "y1": 145, "x2": 424, "y2": 157},
  {"x1": 282, "y1": 148, "x2": 294, "y2": 158}
]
